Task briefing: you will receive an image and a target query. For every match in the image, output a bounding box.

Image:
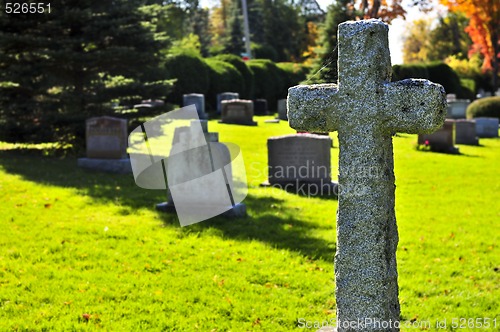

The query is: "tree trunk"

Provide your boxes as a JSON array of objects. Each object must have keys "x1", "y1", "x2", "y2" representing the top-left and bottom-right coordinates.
[{"x1": 491, "y1": 29, "x2": 499, "y2": 94}]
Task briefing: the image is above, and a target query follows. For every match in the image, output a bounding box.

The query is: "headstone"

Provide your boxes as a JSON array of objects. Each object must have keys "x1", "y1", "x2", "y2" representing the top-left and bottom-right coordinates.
[
  {"x1": 277, "y1": 99, "x2": 288, "y2": 121},
  {"x1": 156, "y1": 121, "x2": 245, "y2": 218},
  {"x1": 447, "y1": 99, "x2": 469, "y2": 119},
  {"x1": 474, "y1": 117, "x2": 499, "y2": 138},
  {"x1": 220, "y1": 99, "x2": 257, "y2": 125},
  {"x1": 476, "y1": 89, "x2": 489, "y2": 99},
  {"x1": 455, "y1": 120, "x2": 479, "y2": 145},
  {"x1": 418, "y1": 119, "x2": 459, "y2": 153},
  {"x1": 183, "y1": 93, "x2": 207, "y2": 119},
  {"x1": 134, "y1": 99, "x2": 164, "y2": 109},
  {"x1": 262, "y1": 134, "x2": 337, "y2": 195},
  {"x1": 85, "y1": 117, "x2": 127, "y2": 159},
  {"x1": 446, "y1": 94, "x2": 456, "y2": 102},
  {"x1": 287, "y1": 20, "x2": 447, "y2": 331},
  {"x1": 77, "y1": 116, "x2": 131, "y2": 173},
  {"x1": 217, "y1": 92, "x2": 239, "y2": 114},
  {"x1": 253, "y1": 99, "x2": 268, "y2": 115}
]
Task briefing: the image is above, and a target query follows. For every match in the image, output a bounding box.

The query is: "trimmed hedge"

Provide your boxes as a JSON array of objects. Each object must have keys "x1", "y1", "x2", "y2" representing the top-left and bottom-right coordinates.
[
  {"x1": 392, "y1": 64, "x2": 429, "y2": 81},
  {"x1": 246, "y1": 59, "x2": 284, "y2": 107},
  {"x1": 426, "y1": 62, "x2": 462, "y2": 96},
  {"x1": 276, "y1": 62, "x2": 309, "y2": 100},
  {"x1": 205, "y1": 59, "x2": 244, "y2": 111},
  {"x1": 215, "y1": 54, "x2": 255, "y2": 99},
  {"x1": 466, "y1": 96, "x2": 500, "y2": 120},
  {"x1": 164, "y1": 52, "x2": 210, "y2": 105},
  {"x1": 392, "y1": 62, "x2": 467, "y2": 98}
]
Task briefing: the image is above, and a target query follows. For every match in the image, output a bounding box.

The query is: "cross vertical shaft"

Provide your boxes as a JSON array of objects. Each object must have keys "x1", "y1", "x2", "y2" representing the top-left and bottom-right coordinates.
[{"x1": 287, "y1": 19, "x2": 447, "y2": 331}]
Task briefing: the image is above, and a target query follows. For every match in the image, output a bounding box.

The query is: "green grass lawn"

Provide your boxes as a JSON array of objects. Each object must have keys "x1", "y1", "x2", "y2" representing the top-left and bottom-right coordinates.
[{"x1": 0, "y1": 116, "x2": 498, "y2": 331}]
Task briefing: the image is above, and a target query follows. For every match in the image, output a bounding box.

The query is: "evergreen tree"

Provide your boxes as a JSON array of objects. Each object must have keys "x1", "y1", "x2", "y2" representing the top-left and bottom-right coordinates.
[
  {"x1": 306, "y1": 0, "x2": 357, "y2": 83},
  {"x1": 223, "y1": 1, "x2": 245, "y2": 55},
  {"x1": 0, "y1": 0, "x2": 171, "y2": 143}
]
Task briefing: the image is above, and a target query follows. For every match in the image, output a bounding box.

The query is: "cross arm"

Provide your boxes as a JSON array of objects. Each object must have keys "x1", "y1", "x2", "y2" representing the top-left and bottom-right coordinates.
[
  {"x1": 380, "y1": 79, "x2": 447, "y2": 134},
  {"x1": 287, "y1": 83, "x2": 341, "y2": 133}
]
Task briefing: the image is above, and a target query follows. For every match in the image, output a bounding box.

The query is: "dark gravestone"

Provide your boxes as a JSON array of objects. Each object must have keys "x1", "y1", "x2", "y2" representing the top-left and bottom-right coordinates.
[
  {"x1": 418, "y1": 119, "x2": 458, "y2": 153},
  {"x1": 217, "y1": 92, "x2": 239, "y2": 114},
  {"x1": 183, "y1": 94, "x2": 207, "y2": 119},
  {"x1": 277, "y1": 99, "x2": 288, "y2": 121},
  {"x1": 78, "y1": 116, "x2": 131, "y2": 173},
  {"x1": 455, "y1": 120, "x2": 478, "y2": 145},
  {"x1": 253, "y1": 99, "x2": 268, "y2": 115},
  {"x1": 475, "y1": 117, "x2": 499, "y2": 138},
  {"x1": 220, "y1": 100, "x2": 257, "y2": 125},
  {"x1": 262, "y1": 134, "x2": 337, "y2": 195}
]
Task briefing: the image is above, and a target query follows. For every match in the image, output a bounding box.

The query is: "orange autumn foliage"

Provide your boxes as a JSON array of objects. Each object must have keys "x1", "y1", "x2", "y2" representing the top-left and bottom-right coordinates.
[
  {"x1": 441, "y1": 0, "x2": 500, "y2": 72},
  {"x1": 357, "y1": 0, "x2": 407, "y2": 23}
]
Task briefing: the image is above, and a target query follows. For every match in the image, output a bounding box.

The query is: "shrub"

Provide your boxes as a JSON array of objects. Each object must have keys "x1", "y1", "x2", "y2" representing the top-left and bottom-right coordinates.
[
  {"x1": 215, "y1": 54, "x2": 255, "y2": 99},
  {"x1": 460, "y1": 78, "x2": 476, "y2": 101},
  {"x1": 466, "y1": 96, "x2": 500, "y2": 120},
  {"x1": 246, "y1": 59, "x2": 284, "y2": 106},
  {"x1": 276, "y1": 62, "x2": 309, "y2": 100},
  {"x1": 426, "y1": 62, "x2": 462, "y2": 96},
  {"x1": 164, "y1": 52, "x2": 210, "y2": 105},
  {"x1": 392, "y1": 64, "x2": 429, "y2": 81},
  {"x1": 205, "y1": 59, "x2": 244, "y2": 111}
]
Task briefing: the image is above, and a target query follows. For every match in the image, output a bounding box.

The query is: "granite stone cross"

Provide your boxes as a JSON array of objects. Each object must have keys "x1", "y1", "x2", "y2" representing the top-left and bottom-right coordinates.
[{"x1": 287, "y1": 19, "x2": 446, "y2": 331}]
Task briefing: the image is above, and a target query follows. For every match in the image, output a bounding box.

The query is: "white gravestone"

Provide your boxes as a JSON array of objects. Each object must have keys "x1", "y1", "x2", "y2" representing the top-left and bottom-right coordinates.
[{"x1": 455, "y1": 119, "x2": 479, "y2": 145}]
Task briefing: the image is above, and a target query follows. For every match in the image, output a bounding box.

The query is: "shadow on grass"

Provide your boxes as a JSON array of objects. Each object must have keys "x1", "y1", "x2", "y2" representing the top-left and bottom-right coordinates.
[
  {"x1": 0, "y1": 150, "x2": 335, "y2": 262},
  {"x1": 415, "y1": 146, "x2": 482, "y2": 158},
  {"x1": 160, "y1": 194, "x2": 335, "y2": 262},
  {"x1": 0, "y1": 150, "x2": 164, "y2": 211}
]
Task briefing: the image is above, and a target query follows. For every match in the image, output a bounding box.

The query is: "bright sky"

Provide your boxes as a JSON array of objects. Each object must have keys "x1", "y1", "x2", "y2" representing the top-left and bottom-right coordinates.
[
  {"x1": 200, "y1": 0, "x2": 448, "y2": 64},
  {"x1": 315, "y1": 0, "x2": 447, "y2": 64}
]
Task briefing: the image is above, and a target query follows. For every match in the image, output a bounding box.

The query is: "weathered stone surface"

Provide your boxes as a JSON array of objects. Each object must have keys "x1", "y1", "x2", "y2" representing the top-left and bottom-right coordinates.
[{"x1": 288, "y1": 19, "x2": 446, "y2": 331}]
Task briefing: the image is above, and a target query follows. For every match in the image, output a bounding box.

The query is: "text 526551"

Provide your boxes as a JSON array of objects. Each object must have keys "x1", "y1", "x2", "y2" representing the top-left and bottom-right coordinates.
[{"x1": 5, "y1": 3, "x2": 51, "y2": 14}]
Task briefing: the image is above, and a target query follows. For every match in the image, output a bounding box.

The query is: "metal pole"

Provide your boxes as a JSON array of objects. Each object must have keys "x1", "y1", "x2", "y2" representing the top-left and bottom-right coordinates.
[{"x1": 240, "y1": 0, "x2": 252, "y2": 58}]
